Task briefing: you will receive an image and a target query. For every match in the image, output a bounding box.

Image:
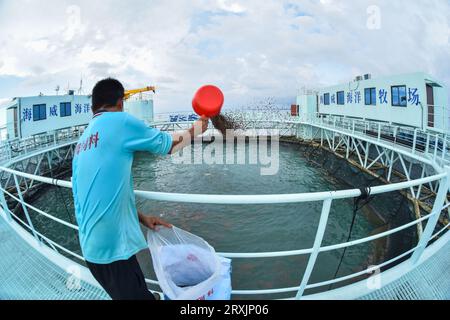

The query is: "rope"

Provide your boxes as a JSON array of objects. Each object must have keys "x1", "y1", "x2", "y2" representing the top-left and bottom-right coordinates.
[{"x1": 328, "y1": 187, "x2": 373, "y2": 290}]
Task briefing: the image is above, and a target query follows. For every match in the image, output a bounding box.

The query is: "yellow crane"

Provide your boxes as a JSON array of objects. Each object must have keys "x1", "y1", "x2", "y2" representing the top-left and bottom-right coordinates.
[{"x1": 124, "y1": 86, "x2": 156, "y2": 100}]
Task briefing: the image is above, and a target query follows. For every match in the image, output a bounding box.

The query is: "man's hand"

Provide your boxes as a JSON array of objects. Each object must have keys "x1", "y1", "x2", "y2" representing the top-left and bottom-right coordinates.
[
  {"x1": 138, "y1": 212, "x2": 173, "y2": 231},
  {"x1": 168, "y1": 116, "x2": 209, "y2": 154},
  {"x1": 189, "y1": 116, "x2": 210, "y2": 136},
  {"x1": 197, "y1": 116, "x2": 209, "y2": 134}
]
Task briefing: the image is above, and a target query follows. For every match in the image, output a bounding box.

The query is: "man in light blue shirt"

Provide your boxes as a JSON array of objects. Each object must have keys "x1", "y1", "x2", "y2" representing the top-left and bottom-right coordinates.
[{"x1": 72, "y1": 78, "x2": 209, "y2": 300}]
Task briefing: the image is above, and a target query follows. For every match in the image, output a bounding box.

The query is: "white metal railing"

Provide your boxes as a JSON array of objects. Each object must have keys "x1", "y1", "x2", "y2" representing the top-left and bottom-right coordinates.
[
  {"x1": 0, "y1": 163, "x2": 448, "y2": 299},
  {"x1": 300, "y1": 113, "x2": 450, "y2": 166},
  {"x1": 0, "y1": 113, "x2": 449, "y2": 299},
  {"x1": 0, "y1": 127, "x2": 85, "y2": 164},
  {"x1": 151, "y1": 111, "x2": 450, "y2": 167}
]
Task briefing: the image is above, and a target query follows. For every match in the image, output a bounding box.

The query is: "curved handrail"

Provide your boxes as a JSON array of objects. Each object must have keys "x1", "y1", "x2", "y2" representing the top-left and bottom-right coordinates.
[
  {"x1": 0, "y1": 163, "x2": 448, "y2": 296},
  {"x1": 0, "y1": 116, "x2": 449, "y2": 299},
  {"x1": 0, "y1": 166, "x2": 445, "y2": 204}
]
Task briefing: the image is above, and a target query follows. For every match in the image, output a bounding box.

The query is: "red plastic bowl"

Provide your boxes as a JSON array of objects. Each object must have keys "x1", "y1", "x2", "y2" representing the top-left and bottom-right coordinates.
[{"x1": 192, "y1": 85, "x2": 224, "y2": 118}]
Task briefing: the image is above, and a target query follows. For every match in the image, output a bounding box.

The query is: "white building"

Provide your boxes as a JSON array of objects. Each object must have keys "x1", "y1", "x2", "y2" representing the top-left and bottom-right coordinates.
[
  {"x1": 297, "y1": 72, "x2": 449, "y2": 132},
  {"x1": 5, "y1": 92, "x2": 154, "y2": 140}
]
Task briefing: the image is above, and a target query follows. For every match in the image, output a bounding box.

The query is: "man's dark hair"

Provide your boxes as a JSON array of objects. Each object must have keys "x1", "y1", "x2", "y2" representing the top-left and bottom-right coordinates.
[{"x1": 91, "y1": 78, "x2": 125, "y2": 113}]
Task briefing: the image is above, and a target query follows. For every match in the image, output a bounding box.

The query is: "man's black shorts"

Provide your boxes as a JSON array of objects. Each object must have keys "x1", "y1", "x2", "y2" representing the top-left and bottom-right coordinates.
[{"x1": 86, "y1": 255, "x2": 156, "y2": 300}]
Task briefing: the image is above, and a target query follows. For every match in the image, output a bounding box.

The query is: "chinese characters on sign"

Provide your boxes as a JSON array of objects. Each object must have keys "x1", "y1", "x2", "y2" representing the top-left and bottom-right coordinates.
[
  {"x1": 22, "y1": 108, "x2": 32, "y2": 122},
  {"x1": 321, "y1": 87, "x2": 420, "y2": 106},
  {"x1": 75, "y1": 103, "x2": 91, "y2": 114},
  {"x1": 354, "y1": 91, "x2": 361, "y2": 104},
  {"x1": 347, "y1": 92, "x2": 353, "y2": 104},
  {"x1": 379, "y1": 89, "x2": 388, "y2": 104},
  {"x1": 169, "y1": 114, "x2": 199, "y2": 122},
  {"x1": 21, "y1": 101, "x2": 91, "y2": 123},
  {"x1": 50, "y1": 105, "x2": 58, "y2": 117},
  {"x1": 408, "y1": 88, "x2": 419, "y2": 106}
]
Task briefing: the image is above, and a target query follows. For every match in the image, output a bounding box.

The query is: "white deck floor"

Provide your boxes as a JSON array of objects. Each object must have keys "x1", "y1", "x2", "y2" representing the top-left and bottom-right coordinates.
[
  {"x1": 0, "y1": 216, "x2": 109, "y2": 300},
  {"x1": 1, "y1": 215, "x2": 448, "y2": 300}
]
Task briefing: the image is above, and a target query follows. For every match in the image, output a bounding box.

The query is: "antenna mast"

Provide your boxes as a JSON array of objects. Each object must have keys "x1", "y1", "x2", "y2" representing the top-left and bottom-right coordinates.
[{"x1": 78, "y1": 76, "x2": 84, "y2": 95}]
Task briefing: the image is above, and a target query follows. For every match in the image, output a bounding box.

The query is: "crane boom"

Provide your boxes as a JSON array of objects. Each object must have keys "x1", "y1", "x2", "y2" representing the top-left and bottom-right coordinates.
[{"x1": 124, "y1": 86, "x2": 156, "y2": 100}]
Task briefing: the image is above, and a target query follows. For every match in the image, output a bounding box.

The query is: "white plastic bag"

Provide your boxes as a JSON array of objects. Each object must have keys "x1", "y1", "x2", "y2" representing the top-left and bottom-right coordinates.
[{"x1": 147, "y1": 226, "x2": 232, "y2": 300}]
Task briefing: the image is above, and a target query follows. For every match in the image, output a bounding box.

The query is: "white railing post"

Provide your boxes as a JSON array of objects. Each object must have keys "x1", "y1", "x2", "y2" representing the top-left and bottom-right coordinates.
[
  {"x1": 12, "y1": 174, "x2": 41, "y2": 245},
  {"x1": 0, "y1": 181, "x2": 11, "y2": 221},
  {"x1": 8, "y1": 142, "x2": 12, "y2": 160},
  {"x1": 377, "y1": 123, "x2": 381, "y2": 141},
  {"x1": 433, "y1": 134, "x2": 439, "y2": 161},
  {"x1": 412, "y1": 130, "x2": 417, "y2": 154},
  {"x1": 442, "y1": 139, "x2": 447, "y2": 161},
  {"x1": 410, "y1": 168, "x2": 449, "y2": 265},
  {"x1": 295, "y1": 198, "x2": 333, "y2": 299}
]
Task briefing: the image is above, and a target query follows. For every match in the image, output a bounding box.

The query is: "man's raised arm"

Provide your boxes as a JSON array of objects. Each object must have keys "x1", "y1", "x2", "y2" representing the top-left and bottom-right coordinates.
[{"x1": 168, "y1": 117, "x2": 209, "y2": 154}]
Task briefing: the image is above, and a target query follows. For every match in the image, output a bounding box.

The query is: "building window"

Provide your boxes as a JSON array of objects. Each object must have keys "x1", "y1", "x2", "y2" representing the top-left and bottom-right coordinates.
[
  {"x1": 33, "y1": 104, "x2": 47, "y2": 121},
  {"x1": 337, "y1": 91, "x2": 345, "y2": 105},
  {"x1": 60, "y1": 102, "x2": 72, "y2": 117},
  {"x1": 324, "y1": 93, "x2": 330, "y2": 105},
  {"x1": 391, "y1": 85, "x2": 407, "y2": 107},
  {"x1": 365, "y1": 88, "x2": 376, "y2": 105}
]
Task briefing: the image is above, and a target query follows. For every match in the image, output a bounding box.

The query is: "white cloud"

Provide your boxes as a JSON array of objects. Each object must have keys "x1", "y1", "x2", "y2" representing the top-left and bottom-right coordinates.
[
  {"x1": 0, "y1": 98, "x2": 12, "y2": 126},
  {"x1": 217, "y1": 0, "x2": 247, "y2": 13},
  {"x1": 0, "y1": 0, "x2": 448, "y2": 113}
]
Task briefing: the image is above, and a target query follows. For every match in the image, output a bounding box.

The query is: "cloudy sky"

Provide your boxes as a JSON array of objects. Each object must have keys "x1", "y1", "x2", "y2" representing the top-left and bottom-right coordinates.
[{"x1": 0, "y1": 0, "x2": 449, "y2": 125}]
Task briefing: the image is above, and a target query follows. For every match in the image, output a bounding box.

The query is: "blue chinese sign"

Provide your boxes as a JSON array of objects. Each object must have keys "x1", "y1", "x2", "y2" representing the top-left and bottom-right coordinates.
[
  {"x1": 50, "y1": 105, "x2": 58, "y2": 117},
  {"x1": 75, "y1": 103, "x2": 82, "y2": 114},
  {"x1": 22, "y1": 108, "x2": 32, "y2": 122},
  {"x1": 74, "y1": 103, "x2": 90, "y2": 114},
  {"x1": 169, "y1": 114, "x2": 199, "y2": 122},
  {"x1": 408, "y1": 88, "x2": 419, "y2": 106},
  {"x1": 347, "y1": 92, "x2": 353, "y2": 104},
  {"x1": 379, "y1": 89, "x2": 388, "y2": 104},
  {"x1": 321, "y1": 87, "x2": 421, "y2": 107},
  {"x1": 354, "y1": 91, "x2": 361, "y2": 104}
]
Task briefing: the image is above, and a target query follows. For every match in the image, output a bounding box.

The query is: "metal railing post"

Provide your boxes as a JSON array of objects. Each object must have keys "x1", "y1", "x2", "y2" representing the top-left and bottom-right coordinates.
[
  {"x1": 295, "y1": 198, "x2": 333, "y2": 299},
  {"x1": 8, "y1": 142, "x2": 12, "y2": 161},
  {"x1": 434, "y1": 134, "x2": 439, "y2": 161},
  {"x1": 377, "y1": 123, "x2": 381, "y2": 141},
  {"x1": 0, "y1": 180, "x2": 11, "y2": 221},
  {"x1": 443, "y1": 139, "x2": 447, "y2": 161},
  {"x1": 410, "y1": 168, "x2": 450, "y2": 265},
  {"x1": 412, "y1": 130, "x2": 417, "y2": 154},
  {"x1": 12, "y1": 173, "x2": 41, "y2": 245}
]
